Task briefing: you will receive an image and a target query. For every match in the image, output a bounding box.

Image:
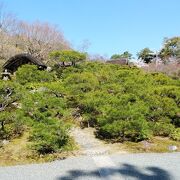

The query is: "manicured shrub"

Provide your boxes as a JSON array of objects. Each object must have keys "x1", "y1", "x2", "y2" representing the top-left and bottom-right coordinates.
[
  {"x1": 60, "y1": 61, "x2": 179, "y2": 142},
  {"x1": 98, "y1": 118, "x2": 152, "y2": 142},
  {"x1": 64, "y1": 72, "x2": 99, "y2": 94},
  {"x1": 1, "y1": 60, "x2": 180, "y2": 156},
  {"x1": 170, "y1": 128, "x2": 180, "y2": 141},
  {"x1": 0, "y1": 111, "x2": 25, "y2": 139},
  {"x1": 150, "y1": 121, "x2": 175, "y2": 136},
  {"x1": 16, "y1": 65, "x2": 55, "y2": 84},
  {"x1": 29, "y1": 121, "x2": 70, "y2": 154},
  {"x1": 152, "y1": 73, "x2": 174, "y2": 85}
]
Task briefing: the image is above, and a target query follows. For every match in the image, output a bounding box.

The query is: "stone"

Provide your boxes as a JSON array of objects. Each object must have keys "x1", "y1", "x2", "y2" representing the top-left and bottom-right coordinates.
[
  {"x1": 168, "y1": 145, "x2": 178, "y2": 151},
  {"x1": 2, "y1": 140, "x2": 9, "y2": 145}
]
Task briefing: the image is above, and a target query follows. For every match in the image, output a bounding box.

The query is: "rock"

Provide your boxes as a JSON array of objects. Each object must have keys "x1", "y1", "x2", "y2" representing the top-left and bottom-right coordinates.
[
  {"x1": 141, "y1": 141, "x2": 151, "y2": 148},
  {"x1": 2, "y1": 140, "x2": 9, "y2": 145},
  {"x1": 30, "y1": 89, "x2": 36, "y2": 93},
  {"x1": 168, "y1": 145, "x2": 178, "y2": 151},
  {"x1": 12, "y1": 102, "x2": 22, "y2": 109},
  {"x1": 37, "y1": 87, "x2": 47, "y2": 92},
  {"x1": 47, "y1": 67, "x2": 52, "y2": 71}
]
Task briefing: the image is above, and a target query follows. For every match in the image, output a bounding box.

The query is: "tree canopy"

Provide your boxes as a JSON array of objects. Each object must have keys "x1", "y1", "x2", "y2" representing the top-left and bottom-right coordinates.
[
  {"x1": 159, "y1": 37, "x2": 180, "y2": 62},
  {"x1": 137, "y1": 48, "x2": 155, "y2": 63},
  {"x1": 111, "y1": 51, "x2": 132, "y2": 60},
  {"x1": 49, "y1": 50, "x2": 86, "y2": 66}
]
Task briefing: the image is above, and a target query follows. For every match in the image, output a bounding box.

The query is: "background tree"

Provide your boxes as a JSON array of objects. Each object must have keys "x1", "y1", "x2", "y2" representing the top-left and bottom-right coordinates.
[
  {"x1": 77, "y1": 39, "x2": 91, "y2": 52},
  {"x1": 137, "y1": 48, "x2": 155, "y2": 63},
  {"x1": 14, "y1": 21, "x2": 70, "y2": 61},
  {"x1": 49, "y1": 50, "x2": 86, "y2": 66},
  {"x1": 159, "y1": 37, "x2": 180, "y2": 63},
  {"x1": 111, "y1": 51, "x2": 132, "y2": 60},
  {"x1": 120, "y1": 51, "x2": 132, "y2": 59},
  {"x1": 0, "y1": 3, "x2": 71, "y2": 63},
  {"x1": 110, "y1": 54, "x2": 121, "y2": 59},
  {"x1": 0, "y1": 3, "x2": 20, "y2": 60}
]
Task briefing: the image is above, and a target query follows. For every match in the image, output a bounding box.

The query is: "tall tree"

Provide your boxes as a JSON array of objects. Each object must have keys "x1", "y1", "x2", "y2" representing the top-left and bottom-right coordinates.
[
  {"x1": 110, "y1": 54, "x2": 121, "y2": 59},
  {"x1": 137, "y1": 48, "x2": 155, "y2": 64},
  {"x1": 111, "y1": 51, "x2": 132, "y2": 60},
  {"x1": 159, "y1": 37, "x2": 180, "y2": 62},
  {"x1": 14, "y1": 21, "x2": 70, "y2": 61},
  {"x1": 0, "y1": 3, "x2": 71, "y2": 61},
  {"x1": 121, "y1": 51, "x2": 132, "y2": 59},
  {"x1": 49, "y1": 50, "x2": 86, "y2": 66},
  {"x1": 0, "y1": 3, "x2": 20, "y2": 60}
]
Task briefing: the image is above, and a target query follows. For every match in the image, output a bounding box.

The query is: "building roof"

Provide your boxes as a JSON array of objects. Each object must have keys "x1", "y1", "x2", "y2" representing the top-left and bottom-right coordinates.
[
  {"x1": 3, "y1": 53, "x2": 47, "y2": 73},
  {"x1": 106, "y1": 58, "x2": 128, "y2": 65}
]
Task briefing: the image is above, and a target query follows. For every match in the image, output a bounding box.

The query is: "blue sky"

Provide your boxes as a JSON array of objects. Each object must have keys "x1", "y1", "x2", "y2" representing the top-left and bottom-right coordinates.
[{"x1": 4, "y1": 0, "x2": 180, "y2": 58}]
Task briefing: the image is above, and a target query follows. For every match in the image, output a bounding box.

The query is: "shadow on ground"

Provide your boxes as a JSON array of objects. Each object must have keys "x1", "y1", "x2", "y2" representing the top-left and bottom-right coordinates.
[{"x1": 56, "y1": 163, "x2": 173, "y2": 180}]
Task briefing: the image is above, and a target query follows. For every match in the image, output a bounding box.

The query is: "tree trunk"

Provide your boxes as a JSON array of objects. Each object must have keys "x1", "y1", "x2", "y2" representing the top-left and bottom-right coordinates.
[
  {"x1": 1, "y1": 121, "x2": 4, "y2": 131},
  {"x1": 72, "y1": 61, "x2": 75, "y2": 66}
]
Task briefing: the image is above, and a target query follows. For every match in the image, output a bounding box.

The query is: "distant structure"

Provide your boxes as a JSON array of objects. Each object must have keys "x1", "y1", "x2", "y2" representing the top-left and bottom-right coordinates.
[
  {"x1": 3, "y1": 53, "x2": 47, "y2": 73},
  {"x1": 106, "y1": 58, "x2": 129, "y2": 65}
]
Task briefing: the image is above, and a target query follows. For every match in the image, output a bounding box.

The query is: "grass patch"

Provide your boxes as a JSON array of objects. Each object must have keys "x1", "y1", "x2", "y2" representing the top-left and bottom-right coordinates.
[
  {"x1": 121, "y1": 136, "x2": 180, "y2": 153},
  {"x1": 0, "y1": 132, "x2": 78, "y2": 166}
]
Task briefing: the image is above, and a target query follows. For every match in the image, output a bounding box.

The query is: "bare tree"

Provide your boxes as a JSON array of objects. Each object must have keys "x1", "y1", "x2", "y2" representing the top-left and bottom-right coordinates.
[
  {"x1": 89, "y1": 53, "x2": 108, "y2": 61},
  {"x1": 77, "y1": 39, "x2": 91, "y2": 52},
  {"x1": 0, "y1": 2, "x2": 18, "y2": 33},
  {"x1": 0, "y1": 2, "x2": 71, "y2": 63},
  {"x1": 14, "y1": 21, "x2": 71, "y2": 61},
  {"x1": 0, "y1": 2, "x2": 20, "y2": 60}
]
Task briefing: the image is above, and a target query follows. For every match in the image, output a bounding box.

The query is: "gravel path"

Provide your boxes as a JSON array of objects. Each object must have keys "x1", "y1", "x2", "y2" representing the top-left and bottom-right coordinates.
[{"x1": 70, "y1": 127, "x2": 111, "y2": 156}]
